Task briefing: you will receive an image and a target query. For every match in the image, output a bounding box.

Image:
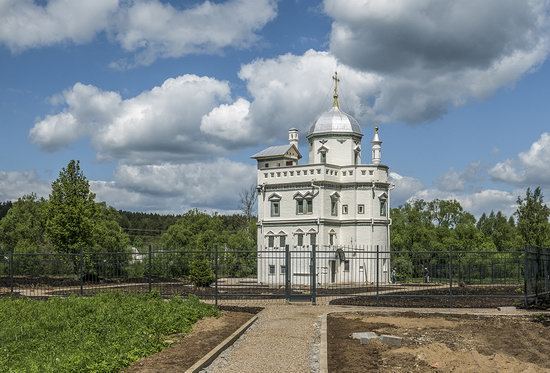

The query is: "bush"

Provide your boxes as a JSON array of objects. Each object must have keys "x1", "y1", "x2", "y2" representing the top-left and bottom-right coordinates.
[{"x1": 189, "y1": 257, "x2": 215, "y2": 287}]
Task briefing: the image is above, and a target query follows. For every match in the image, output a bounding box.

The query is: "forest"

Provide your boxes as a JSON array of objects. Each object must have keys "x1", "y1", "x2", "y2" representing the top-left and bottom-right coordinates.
[{"x1": 0, "y1": 160, "x2": 549, "y2": 283}]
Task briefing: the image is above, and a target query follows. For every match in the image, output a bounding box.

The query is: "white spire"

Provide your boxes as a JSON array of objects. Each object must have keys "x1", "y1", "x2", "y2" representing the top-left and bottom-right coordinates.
[
  {"x1": 371, "y1": 127, "x2": 382, "y2": 165},
  {"x1": 288, "y1": 128, "x2": 299, "y2": 147}
]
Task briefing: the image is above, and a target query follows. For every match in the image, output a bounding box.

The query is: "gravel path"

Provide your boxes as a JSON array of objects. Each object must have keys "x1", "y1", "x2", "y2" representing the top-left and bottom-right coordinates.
[
  {"x1": 202, "y1": 303, "x2": 547, "y2": 373},
  {"x1": 203, "y1": 304, "x2": 325, "y2": 373}
]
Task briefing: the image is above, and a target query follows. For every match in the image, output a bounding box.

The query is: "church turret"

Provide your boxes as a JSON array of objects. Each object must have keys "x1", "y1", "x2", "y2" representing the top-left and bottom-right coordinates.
[
  {"x1": 289, "y1": 128, "x2": 299, "y2": 147},
  {"x1": 371, "y1": 127, "x2": 382, "y2": 165}
]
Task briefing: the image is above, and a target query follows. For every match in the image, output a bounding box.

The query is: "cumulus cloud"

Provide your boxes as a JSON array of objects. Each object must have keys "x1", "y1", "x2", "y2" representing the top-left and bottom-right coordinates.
[
  {"x1": 30, "y1": 75, "x2": 232, "y2": 163},
  {"x1": 202, "y1": 50, "x2": 381, "y2": 146},
  {"x1": 489, "y1": 132, "x2": 550, "y2": 186},
  {"x1": 0, "y1": 0, "x2": 277, "y2": 66},
  {"x1": 0, "y1": 171, "x2": 50, "y2": 201},
  {"x1": 93, "y1": 159, "x2": 255, "y2": 212},
  {"x1": 0, "y1": 0, "x2": 118, "y2": 51},
  {"x1": 324, "y1": 0, "x2": 550, "y2": 122},
  {"x1": 112, "y1": 0, "x2": 277, "y2": 67},
  {"x1": 389, "y1": 172, "x2": 424, "y2": 207},
  {"x1": 436, "y1": 162, "x2": 482, "y2": 192}
]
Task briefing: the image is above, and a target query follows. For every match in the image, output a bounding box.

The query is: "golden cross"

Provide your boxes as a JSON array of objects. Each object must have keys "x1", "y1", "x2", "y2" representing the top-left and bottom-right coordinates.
[{"x1": 332, "y1": 71, "x2": 340, "y2": 108}]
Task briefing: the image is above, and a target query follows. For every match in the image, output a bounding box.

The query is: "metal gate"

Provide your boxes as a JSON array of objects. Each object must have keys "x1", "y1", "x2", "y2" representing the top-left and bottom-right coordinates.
[{"x1": 284, "y1": 245, "x2": 317, "y2": 303}]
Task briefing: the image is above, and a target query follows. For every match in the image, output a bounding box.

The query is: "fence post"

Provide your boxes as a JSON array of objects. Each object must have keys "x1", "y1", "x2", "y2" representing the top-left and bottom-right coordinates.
[
  {"x1": 285, "y1": 244, "x2": 290, "y2": 301},
  {"x1": 79, "y1": 248, "x2": 84, "y2": 296},
  {"x1": 311, "y1": 244, "x2": 317, "y2": 305},
  {"x1": 214, "y1": 246, "x2": 219, "y2": 307},
  {"x1": 8, "y1": 251, "x2": 13, "y2": 295},
  {"x1": 148, "y1": 245, "x2": 152, "y2": 293},
  {"x1": 523, "y1": 248, "x2": 529, "y2": 307},
  {"x1": 449, "y1": 250, "x2": 453, "y2": 296},
  {"x1": 376, "y1": 245, "x2": 380, "y2": 301}
]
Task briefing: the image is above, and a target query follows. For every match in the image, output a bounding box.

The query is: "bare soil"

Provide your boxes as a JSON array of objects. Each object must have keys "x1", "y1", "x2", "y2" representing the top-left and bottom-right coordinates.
[
  {"x1": 328, "y1": 311, "x2": 550, "y2": 372},
  {"x1": 125, "y1": 310, "x2": 254, "y2": 373},
  {"x1": 330, "y1": 285, "x2": 524, "y2": 308}
]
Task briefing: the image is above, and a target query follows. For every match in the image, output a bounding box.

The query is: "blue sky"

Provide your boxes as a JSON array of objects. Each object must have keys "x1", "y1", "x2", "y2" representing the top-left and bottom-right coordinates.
[{"x1": 1, "y1": 0, "x2": 549, "y2": 216}]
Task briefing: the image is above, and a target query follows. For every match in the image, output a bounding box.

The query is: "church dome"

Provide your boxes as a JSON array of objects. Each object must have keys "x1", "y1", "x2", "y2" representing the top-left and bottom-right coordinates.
[{"x1": 307, "y1": 106, "x2": 362, "y2": 138}]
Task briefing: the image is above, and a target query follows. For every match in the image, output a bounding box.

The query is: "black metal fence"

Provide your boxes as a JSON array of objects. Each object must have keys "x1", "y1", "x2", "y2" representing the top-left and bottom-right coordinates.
[
  {"x1": 524, "y1": 248, "x2": 550, "y2": 306},
  {"x1": 0, "y1": 246, "x2": 544, "y2": 307}
]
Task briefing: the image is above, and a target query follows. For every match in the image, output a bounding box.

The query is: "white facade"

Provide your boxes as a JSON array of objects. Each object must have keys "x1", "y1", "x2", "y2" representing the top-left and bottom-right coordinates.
[{"x1": 252, "y1": 77, "x2": 391, "y2": 286}]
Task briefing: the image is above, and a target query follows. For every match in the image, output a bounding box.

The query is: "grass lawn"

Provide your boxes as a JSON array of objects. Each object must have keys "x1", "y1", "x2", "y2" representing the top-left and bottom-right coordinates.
[{"x1": 0, "y1": 293, "x2": 219, "y2": 372}]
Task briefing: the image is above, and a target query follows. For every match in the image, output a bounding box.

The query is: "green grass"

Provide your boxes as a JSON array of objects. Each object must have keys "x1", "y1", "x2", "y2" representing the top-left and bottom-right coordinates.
[{"x1": 0, "y1": 293, "x2": 219, "y2": 372}]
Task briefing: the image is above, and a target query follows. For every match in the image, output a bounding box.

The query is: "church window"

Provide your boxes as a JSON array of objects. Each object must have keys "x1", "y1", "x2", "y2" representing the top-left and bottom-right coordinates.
[
  {"x1": 331, "y1": 200, "x2": 338, "y2": 216},
  {"x1": 278, "y1": 163, "x2": 281, "y2": 167},
  {"x1": 297, "y1": 233, "x2": 304, "y2": 246},
  {"x1": 271, "y1": 201, "x2": 280, "y2": 217},
  {"x1": 269, "y1": 265, "x2": 275, "y2": 275},
  {"x1": 344, "y1": 260, "x2": 350, "y2": 271},
  {"x1": 320, "y1": 152, "x2": 326, "y2": 163},
  {"x1": 286, "y1": 161, "x2": 293, "y2": 166},
  {"x1": 296, "y1": 199, "x2": 304, "y2": 214},
  {"x1": 342, "y1": 205, "x2": 348, "y2": 214},
  {"x1": 358, "y1": 204, "x2": 365, "y2": 214},
  {"x1": 280, "y1": 265, "x2": 286, "y2": 275},
  {"x1": 264, "y1": 163, "x2": 269, "y2": 168},
  {"x1": 380, "y1": 198, "x2": 387, "y2": 216},
  {"x1": 280, "y1": 235, "x2": 286, "y2": 248},
  {"x1": 309, "y1": 233, "x2": 316, "y2": 246},
  {"x1": 268, "y1": 236, "x2": 275, "y2": 248},
  {"x1": 329, "y1": 233, "x2": 335, "y2": 246},
  {"x1": 306, "y1": 199, "x2": 313, "y2": 214}
]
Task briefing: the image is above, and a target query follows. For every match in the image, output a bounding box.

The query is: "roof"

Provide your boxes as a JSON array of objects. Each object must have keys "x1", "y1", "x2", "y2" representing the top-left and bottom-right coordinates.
[
  {"x1": 251, "y1": 144, "x2": 302, "y2": 159},
  {"x1": 307, "y1": 106, "x2": 362, "y2": 138}
]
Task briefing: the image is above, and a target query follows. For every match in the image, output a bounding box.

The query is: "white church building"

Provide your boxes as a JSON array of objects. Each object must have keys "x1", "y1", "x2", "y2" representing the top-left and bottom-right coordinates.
[{"x1": 252, "y1": 73, "x2": 392, "y2": 287}]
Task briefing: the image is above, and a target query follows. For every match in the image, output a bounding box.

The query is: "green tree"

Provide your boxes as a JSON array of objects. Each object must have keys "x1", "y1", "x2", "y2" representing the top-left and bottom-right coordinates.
[
  {"x1": 516, "y1": 187, "x2": 550, "y2": 248},
  {"x1": 46, "y1": 160, "x2": 97, "y2": 254},
  {"x1": 189, "y1": 257, "x2": 215, "y2": 287},
  {"x1": 477, "y1": 211, "x2": 523, "y2": 250},
  {"x1": 0, "y1": 194, "x2": 48, "y2": 253}
]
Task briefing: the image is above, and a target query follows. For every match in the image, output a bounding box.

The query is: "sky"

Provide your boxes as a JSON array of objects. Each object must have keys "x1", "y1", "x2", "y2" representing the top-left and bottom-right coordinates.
[{"x1": 1, "y1": 0, "x2": 550, "y2": 217}]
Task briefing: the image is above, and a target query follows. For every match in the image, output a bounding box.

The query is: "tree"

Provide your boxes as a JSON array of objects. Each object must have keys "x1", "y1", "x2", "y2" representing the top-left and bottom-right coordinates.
[
  {"x1": 516, "y1": 187, "x2": 550, "y2": 249},
  {"x1": 46, "y1": 160, "x2": 97, "y2": 254},
  {"x1": 0, "y1": 194, "x2": 47, "y2": 253},
  {"x1": 239, "y1": 184, "x2": 258, "y2": 223},
  {"x1": 0, "y1": 201, "x2": 12, "y2": 221}
]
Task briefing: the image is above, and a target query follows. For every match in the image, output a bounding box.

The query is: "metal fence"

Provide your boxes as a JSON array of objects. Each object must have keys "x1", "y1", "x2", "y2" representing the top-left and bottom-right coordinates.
[
  {"x1": 0, "y1": 246, "x2": 542, "y2": 307},
  {"x1": 525, "y1": 248, "x2": 550, "y2": 306}
]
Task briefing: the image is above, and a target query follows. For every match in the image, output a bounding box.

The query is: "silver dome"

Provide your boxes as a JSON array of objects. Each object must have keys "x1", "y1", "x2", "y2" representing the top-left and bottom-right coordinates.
[{"x1": 307, "y1": 106, "x2": 362, "y2": 137}]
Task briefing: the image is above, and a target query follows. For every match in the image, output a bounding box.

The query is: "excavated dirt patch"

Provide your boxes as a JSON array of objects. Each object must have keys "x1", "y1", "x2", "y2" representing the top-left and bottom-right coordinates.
[{"x1": 328, "y1": 311, "x2": 550, "y2": 372}]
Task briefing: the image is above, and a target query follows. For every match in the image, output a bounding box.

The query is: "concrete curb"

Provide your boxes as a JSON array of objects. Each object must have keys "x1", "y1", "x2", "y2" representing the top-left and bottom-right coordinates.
[
  {"x1": 320, "y1": 314, "x2": 328, "y2": 373},
  {"x1": 185, "y1": 314, "x2": 259, "y2": 373}
]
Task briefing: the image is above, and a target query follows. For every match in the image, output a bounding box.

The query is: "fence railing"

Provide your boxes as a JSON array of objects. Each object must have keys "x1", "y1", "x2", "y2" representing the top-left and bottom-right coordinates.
[{"x1": 0, "y1": 246, "x2": 545, "y2": 306}]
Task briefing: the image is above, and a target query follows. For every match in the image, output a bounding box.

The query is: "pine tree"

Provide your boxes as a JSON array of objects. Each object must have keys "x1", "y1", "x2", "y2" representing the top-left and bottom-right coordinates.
[{"x1": 46, "y1": 160, "x2": 97, "y2": 254}]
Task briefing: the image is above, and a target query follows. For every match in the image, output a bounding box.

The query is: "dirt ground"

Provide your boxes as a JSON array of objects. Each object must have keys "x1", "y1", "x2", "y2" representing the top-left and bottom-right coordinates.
[
  {"x1": 330, "y1": 285, "x2": 524, "y2": 308},
  {"x1": 125, "y1": 310, "x2": 254, "y2": 373},
  {"x1": 328, "y1": 311, "x2": 550, "y2": 372}
]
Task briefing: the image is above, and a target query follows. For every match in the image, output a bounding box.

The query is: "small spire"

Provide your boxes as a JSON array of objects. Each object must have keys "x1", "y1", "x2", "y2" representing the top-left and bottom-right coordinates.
[{"x1": 332, "y1": 71, "x2": 340, "y2": 109}]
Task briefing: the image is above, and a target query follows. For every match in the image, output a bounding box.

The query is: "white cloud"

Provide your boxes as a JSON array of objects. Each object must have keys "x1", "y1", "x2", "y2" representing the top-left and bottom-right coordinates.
[
  {"x1": 389, "y1": 172, "x2": 424, "y2": 207},
  {"x1": 92, "y1": 159, "x2": 256, "y2": 212},
  {"x1": 0, "y1": 171, "x2": 50, "y2": 201},
  {"x1": 200, "y1": 98, "x2": 253, "y2": 145},
  {"x1": 0, "y1": 0, "x2": 118, "y2": 51},
  {"x1": 436, "y1": 162, "x2": 482, "y2": 192},
  {"x1": 0, "y1": 0, "x2": 277, "y2": 66},
  {"x1": 112, "y1": 0, "x2": 277, "y2": 67},
  {"x1": 229, "y1": 50, "x2": 380, "y2": 144},
  {"x1": 490, "y1": 132, "x2": 550, "y2": 186},
  {"x1": 30, "y1": 75, "x2": 232, "y2": 163},
  {"x1": 324, "y1": 0, "x2": 550, "y2": 122}
]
